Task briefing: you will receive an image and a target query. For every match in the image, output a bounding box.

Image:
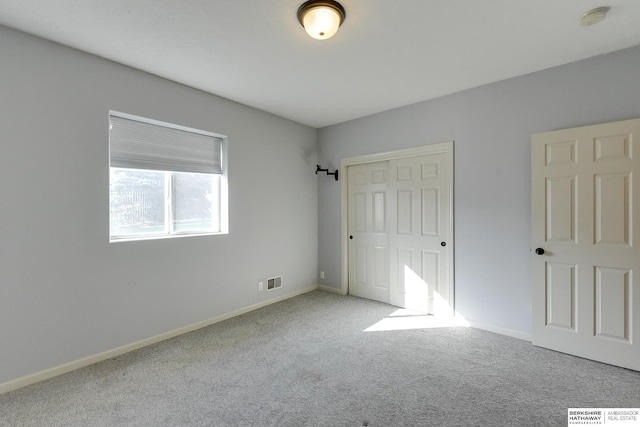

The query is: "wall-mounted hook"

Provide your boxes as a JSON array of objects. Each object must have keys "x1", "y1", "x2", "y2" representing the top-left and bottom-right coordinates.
[{"x1": 316, "y1": 164, "x2": 339, "y2": 181}]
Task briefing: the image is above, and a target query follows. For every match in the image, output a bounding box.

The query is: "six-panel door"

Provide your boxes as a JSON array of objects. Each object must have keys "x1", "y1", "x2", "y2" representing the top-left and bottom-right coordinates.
[
  {"x1": 532, "y1": 118, "x2": 639, "y2": 371},
  {"x1": 388, "y1": 154, "x2": 452, "y2": 314},
  {"x1": 348, "y1": 161, "x2": 391, "y2": 303}
]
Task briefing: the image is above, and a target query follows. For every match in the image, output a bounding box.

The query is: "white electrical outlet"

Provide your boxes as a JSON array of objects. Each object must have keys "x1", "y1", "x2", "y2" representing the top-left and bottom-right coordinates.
[
  {"x1": 258, "y1": 282, "x2": 264, "y2": 291},
  {"x1": 320, "y1": 271, "x2": 325, "y2": 279}
]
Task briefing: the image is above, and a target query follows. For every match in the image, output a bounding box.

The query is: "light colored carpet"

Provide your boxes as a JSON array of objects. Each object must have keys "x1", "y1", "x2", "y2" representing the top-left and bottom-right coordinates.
[{"x1": 1, "y1": 290, "x2": 639, "y2": 426}]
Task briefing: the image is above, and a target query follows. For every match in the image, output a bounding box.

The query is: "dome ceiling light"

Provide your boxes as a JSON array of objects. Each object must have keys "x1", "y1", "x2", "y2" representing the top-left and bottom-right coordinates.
[
  {"x1": 579, "y1": 7, "x2": 610, "y2": 26},
  {"x1": 297, "y1": 0, "x2": 346, "y2": 40}
]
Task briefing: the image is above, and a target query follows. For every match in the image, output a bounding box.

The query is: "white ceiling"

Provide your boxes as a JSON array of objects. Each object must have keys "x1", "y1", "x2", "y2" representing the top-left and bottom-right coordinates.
[{"x1": 1, "y1": 1, "x2": 640, "y2": 128}]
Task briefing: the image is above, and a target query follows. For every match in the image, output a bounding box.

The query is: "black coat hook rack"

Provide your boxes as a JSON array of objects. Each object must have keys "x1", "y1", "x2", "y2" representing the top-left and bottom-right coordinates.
[{"x1": 316, "y1": 164, "x2": 339, "y2": 181}]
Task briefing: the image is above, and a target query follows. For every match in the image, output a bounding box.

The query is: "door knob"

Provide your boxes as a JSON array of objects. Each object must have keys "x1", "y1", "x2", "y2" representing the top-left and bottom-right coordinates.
[
  {"x1": 535, "y1": 248, "x2": 545, "y2": 255},
  {"x1": 349, "y1": 235, "x2": 353, "y2": 240},
  {"x1": 441, "y1": 242, "x2": 446, "y2": 247}
]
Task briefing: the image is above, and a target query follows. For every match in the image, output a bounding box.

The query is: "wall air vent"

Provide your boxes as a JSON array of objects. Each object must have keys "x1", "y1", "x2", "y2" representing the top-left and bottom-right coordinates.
[{"x1": 267, "y1": 275, "x2": 282, "y2": 291}]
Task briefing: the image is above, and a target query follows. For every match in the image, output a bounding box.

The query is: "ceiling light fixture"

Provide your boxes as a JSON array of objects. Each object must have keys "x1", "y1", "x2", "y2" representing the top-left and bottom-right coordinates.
[
  {"x1": 297, "y1": 0, "x2": 346, "y2": 40},
  {"x1": 579, "y1": 6, "x2": 610, "y2": 26}
]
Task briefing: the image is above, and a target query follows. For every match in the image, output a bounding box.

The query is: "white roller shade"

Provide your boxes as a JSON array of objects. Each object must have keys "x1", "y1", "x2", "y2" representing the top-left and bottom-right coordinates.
[{"x1": 109, "y1": 115, "x2": 223, "y2": 174}]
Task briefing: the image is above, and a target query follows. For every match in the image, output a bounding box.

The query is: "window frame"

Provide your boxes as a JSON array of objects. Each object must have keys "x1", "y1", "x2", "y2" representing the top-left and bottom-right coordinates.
[{"x1": 108, "y1": 111, "x2": 228, "y2": 242}]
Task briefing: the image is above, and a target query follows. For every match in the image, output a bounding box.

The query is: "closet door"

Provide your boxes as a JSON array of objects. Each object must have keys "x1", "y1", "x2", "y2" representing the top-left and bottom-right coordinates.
[
  {"x1": 347, "y1": 161, "x2": 390, "y2": 303},
  {"x1": 346, "y1": 142, "x2": 454, "y2": 315},
  {"x1": 389, "y1": 153, "x2": 452, "y2": 314}
]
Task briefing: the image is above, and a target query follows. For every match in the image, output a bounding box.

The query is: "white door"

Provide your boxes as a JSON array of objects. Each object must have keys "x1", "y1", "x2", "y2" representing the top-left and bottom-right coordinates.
[
  {"x1": 389, "y1": 154, "x2": 452, "y2": 314},
  {"x1": 346, "y1": 143, "x2": 453, "y2": 314},
  {"x1": 347, "y1": 160, "x2": 390, "y2": 303},
  {"x1": 532, "y1": 118, "x2": 640, "y2": 371}
]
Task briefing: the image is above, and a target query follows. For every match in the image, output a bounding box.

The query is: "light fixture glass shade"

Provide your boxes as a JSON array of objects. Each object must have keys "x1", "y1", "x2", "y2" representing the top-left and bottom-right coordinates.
[
  {"x1": 579, "y1": 6, "x2": 610, "y2": 26},
  {"x1": 297, "y1": 0, "x2": 345, "y2": 40},
  {"x1": 303, "y1": 6, "x2": 341, "y2": 40}
]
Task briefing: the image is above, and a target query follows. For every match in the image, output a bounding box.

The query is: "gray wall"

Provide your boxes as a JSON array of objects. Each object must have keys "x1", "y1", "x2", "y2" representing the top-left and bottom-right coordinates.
[
  {"x1": 0, "y1": 25, "x2": 318, "y2": 385},
  {"x1": 317, "y1": 45, "x2": 640, "y2": 335}
]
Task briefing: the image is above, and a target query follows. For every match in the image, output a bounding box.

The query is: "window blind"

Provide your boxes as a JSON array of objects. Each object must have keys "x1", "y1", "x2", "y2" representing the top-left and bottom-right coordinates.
[{"x1": 109, "y1": 115, "x2": 223, "y2": 174}]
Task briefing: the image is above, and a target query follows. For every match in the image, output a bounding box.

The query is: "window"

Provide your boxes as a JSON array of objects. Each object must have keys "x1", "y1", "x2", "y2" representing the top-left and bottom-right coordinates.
[{"x1": 109, "y1": 112, "x2": 227, "y2": 241}]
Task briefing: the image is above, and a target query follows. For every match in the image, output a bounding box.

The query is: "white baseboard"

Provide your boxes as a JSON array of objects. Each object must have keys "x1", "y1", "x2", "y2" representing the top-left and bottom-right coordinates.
[
  {"x1": 0, "y1": 285, "x2": 319, "y2": 395},
  {"x1": 318, "y1": 284, "x2": 348, "y2": 295},
  {"x1": 467, "y1": 319, "x2": 532, "y2": 342}
]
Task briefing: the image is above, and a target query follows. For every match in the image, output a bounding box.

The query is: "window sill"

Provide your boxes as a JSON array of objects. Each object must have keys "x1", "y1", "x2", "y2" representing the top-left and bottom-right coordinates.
[{"x1": 109, "y1": 231, "x2": 228, "y2": 243}]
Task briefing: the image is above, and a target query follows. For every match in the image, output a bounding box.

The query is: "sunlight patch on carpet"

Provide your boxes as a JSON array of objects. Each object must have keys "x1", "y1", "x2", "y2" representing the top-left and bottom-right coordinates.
[{"x1": 364, "y1": 309, "x2": 470, "y2": 332}]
